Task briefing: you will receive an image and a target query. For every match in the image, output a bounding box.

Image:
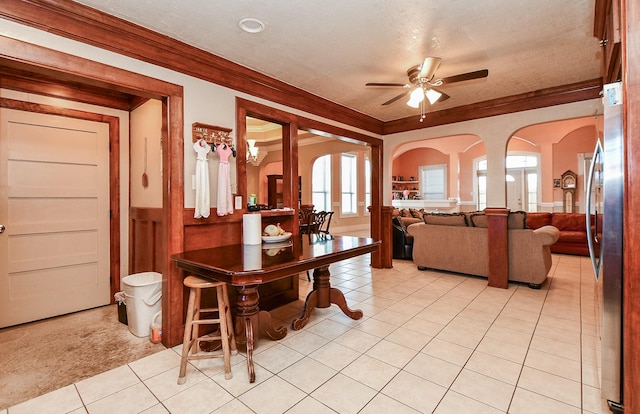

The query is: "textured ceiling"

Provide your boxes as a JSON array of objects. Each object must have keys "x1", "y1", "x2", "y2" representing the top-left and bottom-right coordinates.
[{"x1": 73, "y1": 0, "x2": 602, "y2": 122}]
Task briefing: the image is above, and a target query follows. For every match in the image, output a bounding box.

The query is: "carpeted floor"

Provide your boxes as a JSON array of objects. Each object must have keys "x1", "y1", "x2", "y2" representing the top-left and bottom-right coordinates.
[{"x1": 0, "y1": 304, "x2": 165, "y2": 409}]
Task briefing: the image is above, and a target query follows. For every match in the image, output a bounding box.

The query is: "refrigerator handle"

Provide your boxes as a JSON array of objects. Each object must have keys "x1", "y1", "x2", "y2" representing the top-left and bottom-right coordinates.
[{"x1": 585, "y1": 139, "x2": 603, "y2": 280}]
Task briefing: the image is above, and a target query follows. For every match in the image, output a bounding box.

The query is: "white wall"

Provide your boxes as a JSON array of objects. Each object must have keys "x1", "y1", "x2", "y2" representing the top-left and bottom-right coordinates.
[{"x1": 130, "y1": 99, "x2": 163, "y2": 208}]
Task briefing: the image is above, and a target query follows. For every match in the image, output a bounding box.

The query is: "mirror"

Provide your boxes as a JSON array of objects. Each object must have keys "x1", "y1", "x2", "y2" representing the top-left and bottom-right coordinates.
[{"x1": 246, "y1": 117, "x2": 283, "y2": 208}]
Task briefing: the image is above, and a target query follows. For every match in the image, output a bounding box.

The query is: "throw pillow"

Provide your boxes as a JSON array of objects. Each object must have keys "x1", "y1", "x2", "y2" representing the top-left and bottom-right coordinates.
[
  {"x1": 423, "y1": 213, "x2": 468, "y2": 227},
  {"x1": 470, "y1": 213, "x2": 488, "y2": 227},
  {"x1": 508, "y1": 211, "x2": 527, "y2": 229},
  {"x1": 410, "y1": 208, "x2": 424, "y2": 220}
]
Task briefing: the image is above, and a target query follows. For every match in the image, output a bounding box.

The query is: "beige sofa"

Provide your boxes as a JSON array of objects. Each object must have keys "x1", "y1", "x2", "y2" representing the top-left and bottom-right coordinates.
[{"x1": 407, "y1": 213, "x2": 560, "y2": 288}]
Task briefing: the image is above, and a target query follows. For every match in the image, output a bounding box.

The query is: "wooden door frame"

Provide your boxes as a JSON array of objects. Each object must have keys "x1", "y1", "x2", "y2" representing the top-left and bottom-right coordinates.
[
  {"x1": 235, "y1": 98, "x2": 388, "y2": 267},
  {"x1": 0, "y1": 35, "x2": 185, "y2": 345}
]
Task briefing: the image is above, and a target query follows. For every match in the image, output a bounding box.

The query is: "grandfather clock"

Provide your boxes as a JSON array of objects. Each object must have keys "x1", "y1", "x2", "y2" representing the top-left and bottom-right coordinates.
[{"x1": 561, "y1": 170, "x2": 577, "y2": 213}]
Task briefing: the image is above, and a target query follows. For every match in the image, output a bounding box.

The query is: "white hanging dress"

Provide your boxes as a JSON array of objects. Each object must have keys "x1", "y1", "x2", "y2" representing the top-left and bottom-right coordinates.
[{"x1": 193, "y1": 140, "x2": 211, "y2": 218}]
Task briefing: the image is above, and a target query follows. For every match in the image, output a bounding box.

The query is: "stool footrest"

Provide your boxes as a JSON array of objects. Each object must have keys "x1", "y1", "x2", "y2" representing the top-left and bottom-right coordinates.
[{"x1": 190, "y1": 319, "x2": 222, "y2": 325}]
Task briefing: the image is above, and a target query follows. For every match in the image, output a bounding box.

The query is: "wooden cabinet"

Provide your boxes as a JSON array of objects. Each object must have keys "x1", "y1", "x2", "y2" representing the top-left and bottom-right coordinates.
[
  {"x1": 267, "y1": 174, "x2": 283, "y2": 208},
  {"x1": 595, "y1": 0, "x2": 621, "y2": 83}
]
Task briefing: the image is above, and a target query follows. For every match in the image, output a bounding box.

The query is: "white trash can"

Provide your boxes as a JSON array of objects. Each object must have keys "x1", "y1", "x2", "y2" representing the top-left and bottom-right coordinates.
[{"x1": 122, "y1": 272, "x2": 162, "y2": 337}]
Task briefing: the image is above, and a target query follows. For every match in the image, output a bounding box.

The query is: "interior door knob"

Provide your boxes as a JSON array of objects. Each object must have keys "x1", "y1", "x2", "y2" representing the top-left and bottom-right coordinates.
[{"x1": 0, "y1": 224, "x2": 5, "y2": 233}]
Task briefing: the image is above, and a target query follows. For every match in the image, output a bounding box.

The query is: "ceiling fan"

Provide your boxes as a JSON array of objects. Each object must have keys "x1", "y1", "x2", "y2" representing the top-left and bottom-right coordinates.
[{"x1": 366, "y1": 57, "x2": 488, "y2": 120}]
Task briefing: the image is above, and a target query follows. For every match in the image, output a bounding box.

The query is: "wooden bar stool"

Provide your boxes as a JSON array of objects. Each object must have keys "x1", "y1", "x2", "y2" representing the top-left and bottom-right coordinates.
[{"x1": 177, "y1": 275, "x2": 237, "y2": 384}]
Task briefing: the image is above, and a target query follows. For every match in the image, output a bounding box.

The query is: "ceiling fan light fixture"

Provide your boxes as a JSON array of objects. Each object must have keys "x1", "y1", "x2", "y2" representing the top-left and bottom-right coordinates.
[
  {"x1": 425, "y1": 88, "x2": 442, "y2": 105},
  {"x1": 407, "y1": 87, "x2": 424, "y2": 108},
  {"x1": 247, "y1": 139, "x2": 259, "y2": 161}
]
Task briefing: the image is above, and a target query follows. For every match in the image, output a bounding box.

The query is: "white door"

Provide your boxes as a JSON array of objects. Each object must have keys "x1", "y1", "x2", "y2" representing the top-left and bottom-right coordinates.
[
  {"x1": 506, "y1": 169, "x2": 523, "y2": 211},
  {"x1": 0, "y1": 109, "x2": 110, "y2": 328}
]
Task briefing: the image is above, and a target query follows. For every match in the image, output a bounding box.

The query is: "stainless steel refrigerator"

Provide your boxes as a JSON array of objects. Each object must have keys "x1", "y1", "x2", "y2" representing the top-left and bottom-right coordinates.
[{"x1": 586, "y1": 81, "x2": 624, "y2": 413}]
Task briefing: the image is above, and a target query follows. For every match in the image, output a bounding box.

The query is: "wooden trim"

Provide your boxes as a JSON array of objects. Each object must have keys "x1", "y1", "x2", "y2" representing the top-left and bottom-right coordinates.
[
  {"x1": 595, "y1": 0, "x2": 609, "y2": 38},
  {"x1": 163, "y1": 95, "x2": 185, "y2": 347},
  {"x1": 484, "y1": 207, "x2": 510, "y2": 289},
  {"x1": 0, "y1": 65, "x2": 134, "y2": 111},
  {"x1": 128, "y1": 207, "x2": 163, "y2": 274},
  {"x1": 0, "y1": 36, "x2": 183, "y2": 99},
  {"x1": 383, "y1": 79, "x2": 603, "y2": 134},
  {"x1": 0, "y1": 97, "x2": 121, "y2": 301},
  {"x1": 623, "y1": 0, "x2": 639, "y2": 410}
]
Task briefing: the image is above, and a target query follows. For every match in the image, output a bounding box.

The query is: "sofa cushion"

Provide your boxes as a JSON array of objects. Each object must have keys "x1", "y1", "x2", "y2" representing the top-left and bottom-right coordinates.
[
  {"x1": 551, "y1": 213, "x2": 587, "y2": 232},
  {"x1": 526, "y1": 212, "x2": 552, "y2": 229},
  {"x1": 400, "y1": 217, "x2": 421, "y2": 228},
  {"x1": 423, "y1": 213, "x2": 468, "y2": 226},
  {"x1": 558, "y1": 230, "x2": 587, "y2": 244}
]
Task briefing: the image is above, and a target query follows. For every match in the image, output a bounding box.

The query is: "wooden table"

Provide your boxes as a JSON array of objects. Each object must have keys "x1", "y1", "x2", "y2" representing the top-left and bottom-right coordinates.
[{"x1": 171, "y1": 234, "x2": 380, "y2": 382}]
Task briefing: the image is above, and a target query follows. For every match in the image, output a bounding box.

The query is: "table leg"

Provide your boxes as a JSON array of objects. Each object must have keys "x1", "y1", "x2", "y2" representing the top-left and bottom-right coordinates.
[
  {"x1": 292, "y1": 265, "x2": 363, "y2": 330},
  {"x1": 233, "y1": 285, "x2": 287, "y2": 383}
]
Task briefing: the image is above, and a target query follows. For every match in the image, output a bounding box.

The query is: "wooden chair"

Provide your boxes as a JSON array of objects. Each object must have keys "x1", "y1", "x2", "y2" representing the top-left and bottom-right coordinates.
[
  {"x1": 303, "y1": 211, "x2": 334, "y2": 281},
  {"x1": 315, "y1": 211, "x2": 334, "y2": 235},
  {"x1": 177, "y1": 275, "x2": 237, "y2": 384},
  {"x1": 299, "y1": 204, "x2": 315, "y2": 234}
]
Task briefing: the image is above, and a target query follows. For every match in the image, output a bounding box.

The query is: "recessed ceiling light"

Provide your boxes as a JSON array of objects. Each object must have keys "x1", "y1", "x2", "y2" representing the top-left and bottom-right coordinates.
[{"x1": 239, "y1": 18, "x2": 265, "y2": 34}]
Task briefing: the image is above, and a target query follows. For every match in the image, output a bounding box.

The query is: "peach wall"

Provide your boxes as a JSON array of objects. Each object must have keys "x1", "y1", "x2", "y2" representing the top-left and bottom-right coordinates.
[
  {"x1": 552, "y1": 125, "x2": 598, "y2": 205},
  {"x1": 391, "y1": 137, "x2": 485, "y2": 206},
  {"x1": 392, "y1": 148, "x2": 448, "y2": 181}
]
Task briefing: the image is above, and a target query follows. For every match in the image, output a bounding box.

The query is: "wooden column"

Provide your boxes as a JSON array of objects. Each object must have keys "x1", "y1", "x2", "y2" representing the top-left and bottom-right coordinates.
[
  {"x1": 623, "y1": 0, "x2": 640, "y2": 409},
  {"x1": 379, "y1": 206, "x2": 394, "y2": 268},
  {"x1": 485, "y1": 208, "x2": 510, "y2": 289}
]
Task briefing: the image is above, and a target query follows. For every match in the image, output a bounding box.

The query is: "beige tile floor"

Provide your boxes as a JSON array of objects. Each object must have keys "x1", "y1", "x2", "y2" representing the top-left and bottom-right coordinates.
[{"x1": 4, "y1": 253, "x2": 611, "y2": 414}]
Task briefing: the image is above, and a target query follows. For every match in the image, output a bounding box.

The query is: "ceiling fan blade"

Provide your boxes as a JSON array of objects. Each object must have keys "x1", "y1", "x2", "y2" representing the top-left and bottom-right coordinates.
[
  {"x1": 366, "y1": 82, "x2": 409, "y2": 87},
  {"x1": 382, "y1": 90, "x2": 411, "y2": 106},
  {"x1": 439, "y1": 69, "x2": 488, "y2": 85},
  {"x1": 418, "y1": 57, "x2": 442, "y2": 80},
  {"x1": 434, "y1": 89, "x2": 450, "y2": 102}
]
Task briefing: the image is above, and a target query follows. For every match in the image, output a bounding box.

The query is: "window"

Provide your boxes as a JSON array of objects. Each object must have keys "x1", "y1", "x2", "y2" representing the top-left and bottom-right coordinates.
[
  {"x1": 477, "y1": 174, "x2": 487, "y2": 210},
  {"x1": 419, "y1": 164, "x2": 447, "y2": 200},
  {"x1": 341, "y1": 153, "x2": 357, "y2": 214},
  {"x1": 312, "y1": 155, "x2": 331, "y2": 212},
  {"x1": 476, "y1": 154, "x2": 540, "y2": 211},
  {"x1": 364, "y1": 157, "x2": 371, "y2": 212}
]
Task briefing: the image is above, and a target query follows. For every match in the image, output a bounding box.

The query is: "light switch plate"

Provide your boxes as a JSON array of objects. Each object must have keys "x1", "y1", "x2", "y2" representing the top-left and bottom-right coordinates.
[{"x1": 235, "y1": 195, "x2": 243, "y2": 210}]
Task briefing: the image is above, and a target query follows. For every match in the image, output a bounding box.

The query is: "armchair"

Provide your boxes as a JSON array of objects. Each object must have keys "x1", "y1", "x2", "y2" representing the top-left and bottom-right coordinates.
[{"x1": 392, "y1": 216, "x2": 414, "y2": 260}]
